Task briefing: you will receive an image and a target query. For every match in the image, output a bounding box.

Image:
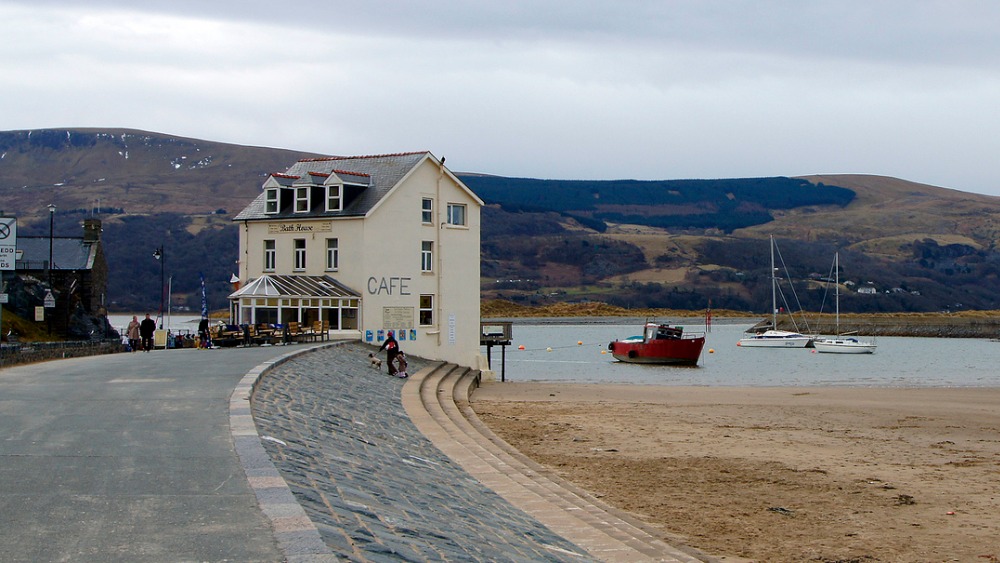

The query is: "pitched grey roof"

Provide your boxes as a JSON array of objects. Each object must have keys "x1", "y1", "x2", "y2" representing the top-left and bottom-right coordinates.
[
  {"x1": 16, "y1": 237, "x2": 97, "y2": 271},
  {"x1": 233, "y1": 152, "x2": 430, "y2": 221}
]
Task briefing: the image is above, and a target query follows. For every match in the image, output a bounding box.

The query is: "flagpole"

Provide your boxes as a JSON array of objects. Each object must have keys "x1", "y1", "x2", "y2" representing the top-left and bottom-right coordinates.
[{"x1": 167, "y1": 275, "x2": 172, "y2": 334}]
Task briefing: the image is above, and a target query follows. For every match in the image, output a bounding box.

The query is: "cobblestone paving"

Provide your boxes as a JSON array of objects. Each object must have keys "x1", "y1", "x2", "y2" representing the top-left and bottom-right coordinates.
[{"x1": 252, "y1": 342, "x2": 593, "y2": 562}]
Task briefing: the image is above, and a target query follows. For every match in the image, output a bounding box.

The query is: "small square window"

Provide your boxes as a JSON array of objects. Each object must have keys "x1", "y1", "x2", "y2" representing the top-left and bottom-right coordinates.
[{"x1": 447, "y1": 203, "x2": 466, "y2": 226}]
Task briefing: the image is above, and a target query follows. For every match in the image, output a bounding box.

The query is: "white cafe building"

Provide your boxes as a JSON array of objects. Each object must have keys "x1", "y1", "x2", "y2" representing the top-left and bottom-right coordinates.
[{"x1": 230, "y1": 151, "x2": 484, "y2": 367}]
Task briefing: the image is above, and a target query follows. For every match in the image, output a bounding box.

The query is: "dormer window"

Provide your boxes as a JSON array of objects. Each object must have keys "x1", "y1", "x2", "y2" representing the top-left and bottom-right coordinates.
[
  {"x1": 294, "y1": 186, "x2": 310, "y2": 213},
  {"x1": 326, "y1": 185, "x2": 342, "y2": 212},
  {"x1": 265, "y1": 188, "x2": 279, "y2": 214}
]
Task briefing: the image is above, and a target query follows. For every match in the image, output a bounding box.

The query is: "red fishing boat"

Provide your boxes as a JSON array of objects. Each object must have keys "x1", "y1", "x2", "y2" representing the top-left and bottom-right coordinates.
[{"x1": 608, "y1": 322, "x2": 706, "y2": 365}]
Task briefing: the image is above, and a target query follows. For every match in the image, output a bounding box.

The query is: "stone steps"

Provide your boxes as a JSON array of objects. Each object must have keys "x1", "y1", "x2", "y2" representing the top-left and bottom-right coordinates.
[{"x1": 403, "y1": 363, "x2": 709, "y2": 562}]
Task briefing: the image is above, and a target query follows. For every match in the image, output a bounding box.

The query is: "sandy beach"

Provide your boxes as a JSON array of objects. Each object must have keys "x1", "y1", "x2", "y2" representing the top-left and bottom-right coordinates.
[{"x1": 471, "y1": 383, "x2": 1000, "y2": 562}]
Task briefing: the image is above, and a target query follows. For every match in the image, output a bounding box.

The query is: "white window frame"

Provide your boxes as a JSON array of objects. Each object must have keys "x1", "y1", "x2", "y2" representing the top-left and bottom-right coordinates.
[
  {"x1": 325, "y1": 238, "x2": 339, "y2": 271},
  {"x1": 421, "y1": 197, "x2": 433, "y2": 224},
  {"x1": 419, "y1": 294, "x2": 434, "y2": 326},
  {"x1": 293, "y1": 239, "x2": 307, "y2": 271},
  {"x1": 265, "y1": 188, "x2": 279, "y2": 214},
  {"x1": 263, "y1": 239, "x2": 276, "y2": 272},
  {"x1": 421, "y1": 241, "x2": 433, "y2": 272},
  {"x1": 447, "y1": 203, "x2": 467, "y2": 226},
  {"x1": 326, "y1": 185, "x2": 342, "y2": 212},
  {"x1": 294, "y1": 186, "x2": 310, "y2": 213}
]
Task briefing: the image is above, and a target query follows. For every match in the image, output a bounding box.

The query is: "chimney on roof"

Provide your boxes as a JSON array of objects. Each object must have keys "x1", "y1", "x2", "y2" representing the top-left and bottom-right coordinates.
[{"x1": 83, "y1": 218, "x2": 102, "y2": 242}]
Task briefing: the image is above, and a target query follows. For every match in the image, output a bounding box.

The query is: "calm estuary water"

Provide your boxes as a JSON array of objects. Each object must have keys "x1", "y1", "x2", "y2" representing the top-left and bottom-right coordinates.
[
  {"x1": 108, "y1": 315, "x2": 999, "y2": 387},
  {"x1": 482, "y1": 320, "x2": 1000, "y2": 387},
  {"x1": 109, "y1": 314, "x2": 201, "y2": 335}
]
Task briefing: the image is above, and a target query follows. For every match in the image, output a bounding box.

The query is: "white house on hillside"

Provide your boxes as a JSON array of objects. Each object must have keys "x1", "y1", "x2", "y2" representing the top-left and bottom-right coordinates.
[{"x1": 230, "y1": 151, "x2": 484, "y2": 367}]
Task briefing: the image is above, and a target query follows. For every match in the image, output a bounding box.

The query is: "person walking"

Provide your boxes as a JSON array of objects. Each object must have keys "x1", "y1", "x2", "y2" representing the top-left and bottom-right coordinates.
[
  {"x1": 139, "y1": 313, "x2": 156, "y2": 352},
  {"x1": 378, "y1": 331, "x2": 400, "y2": 375},
  {"x1": 198, "y1": 318, "x2": 212, "y2": 349},
  {"x1": 126, "y1": 315, "x2": 141, "y2": 353}
]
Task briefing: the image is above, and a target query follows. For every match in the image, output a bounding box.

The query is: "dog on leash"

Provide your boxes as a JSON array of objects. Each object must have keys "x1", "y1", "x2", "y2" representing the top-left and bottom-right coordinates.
[{"x1": 368, "y1": 353, "x2": 382, "y2": 370}]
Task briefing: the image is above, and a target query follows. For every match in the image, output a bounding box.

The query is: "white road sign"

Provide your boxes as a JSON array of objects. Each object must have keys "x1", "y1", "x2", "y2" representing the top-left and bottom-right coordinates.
[{"x1": 0, "y1": 217, "x2": 16, "y2": 271}]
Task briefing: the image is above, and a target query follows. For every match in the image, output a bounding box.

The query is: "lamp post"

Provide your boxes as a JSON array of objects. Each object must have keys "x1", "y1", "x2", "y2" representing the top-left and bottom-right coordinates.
[
  {"x1": 47, "y1": 204, "x2": 55, "y2": 287},
  {"x1": 153, "y1": 246, "x2": 164, "y2": 329},
  {"x1": 47, "y1": 204, "x2": 55, "y2": 337}
]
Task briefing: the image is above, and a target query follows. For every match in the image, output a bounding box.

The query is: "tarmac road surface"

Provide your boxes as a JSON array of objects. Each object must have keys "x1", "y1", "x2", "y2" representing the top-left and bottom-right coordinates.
[{"x1": 0, "y1": 345, "x2": 296, "y2": 562}]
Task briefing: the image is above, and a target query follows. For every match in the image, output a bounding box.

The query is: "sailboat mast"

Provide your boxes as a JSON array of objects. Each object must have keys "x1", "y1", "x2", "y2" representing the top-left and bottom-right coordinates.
[
  {"x1": 834, "y1": 252, "x2": 840, "y2": 333},
  {"x1": 770, "y1": 235, "x2": 777, "y2": 329}
]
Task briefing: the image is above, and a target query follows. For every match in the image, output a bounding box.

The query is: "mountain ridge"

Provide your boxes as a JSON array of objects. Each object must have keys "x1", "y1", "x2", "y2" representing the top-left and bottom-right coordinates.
[{"x1": 3, "y1": 127, "x2": 1000, "y2": 313}]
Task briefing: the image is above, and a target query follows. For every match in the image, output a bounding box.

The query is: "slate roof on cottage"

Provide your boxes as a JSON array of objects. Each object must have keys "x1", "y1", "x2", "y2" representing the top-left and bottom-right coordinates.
[
  {"x1": 233, "y1": 152, "x2": 431, "y2": 221},
  {"x1": 16, "y1": 237, "x2": 99, "y2": 271}
]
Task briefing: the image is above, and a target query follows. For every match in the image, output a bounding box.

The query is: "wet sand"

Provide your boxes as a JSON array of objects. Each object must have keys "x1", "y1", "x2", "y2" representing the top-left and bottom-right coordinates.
[{"x1": 471, "y1": 383, "x2": 1000, "y2": 562}]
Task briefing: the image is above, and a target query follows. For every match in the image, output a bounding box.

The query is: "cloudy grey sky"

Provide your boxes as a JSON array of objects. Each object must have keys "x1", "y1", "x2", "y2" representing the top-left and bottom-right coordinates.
[{"x1": 4, "y1": 1, "x2": 1000, "y2": 195}]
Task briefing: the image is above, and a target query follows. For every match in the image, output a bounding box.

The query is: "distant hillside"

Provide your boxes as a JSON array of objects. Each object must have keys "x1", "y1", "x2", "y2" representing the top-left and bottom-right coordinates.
[
  {"x1": 459, "y1": 175, "x2": 855, "y2": 233},
  {"x1": 1, "y1": 128, "x2": 327, "y2": 311},
  {"x1": 5, "y1": 128, "x2": 1000, "y2": 314},
  {"x1": 467, "y1": 173, "x2": 1000, "y2": 313},
  {"x1": 0, "y1": 128, "x2": 326, "y2": 223}
]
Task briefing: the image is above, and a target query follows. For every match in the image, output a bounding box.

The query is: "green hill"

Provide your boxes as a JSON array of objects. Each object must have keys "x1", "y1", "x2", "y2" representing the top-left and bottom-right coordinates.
[
  {"x1": 5, "y1": 128, "x2": 1000, "y2": 314},
  {"x1": 459, "y1": 175, "x2": 855, "y2": 232}
]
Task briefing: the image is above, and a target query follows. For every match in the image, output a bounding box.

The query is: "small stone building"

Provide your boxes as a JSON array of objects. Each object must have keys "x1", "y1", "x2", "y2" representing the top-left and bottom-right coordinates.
[{"x1": 13, "y1": 219, "x2": 109, "y2": 337}]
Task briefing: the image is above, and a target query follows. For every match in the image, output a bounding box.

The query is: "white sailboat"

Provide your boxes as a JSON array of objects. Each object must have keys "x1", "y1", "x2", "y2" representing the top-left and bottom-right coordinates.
[
  {"x1": 738, "y1": 236, "x2": 813, "y2": 348},
  {"x1": 813, "y1": 252, "x2": 877, "y2": 354}
]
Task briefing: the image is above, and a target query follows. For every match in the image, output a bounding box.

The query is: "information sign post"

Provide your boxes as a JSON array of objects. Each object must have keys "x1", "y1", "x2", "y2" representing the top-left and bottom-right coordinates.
[{"x1": 0, "y1": 217, "x2": 16, "y2": 365}]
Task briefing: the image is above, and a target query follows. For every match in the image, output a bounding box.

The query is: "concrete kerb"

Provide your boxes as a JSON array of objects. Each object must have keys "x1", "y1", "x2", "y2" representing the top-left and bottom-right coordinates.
[{"x1": 229, "y1": 342, "x2": 343, "y2": 563}]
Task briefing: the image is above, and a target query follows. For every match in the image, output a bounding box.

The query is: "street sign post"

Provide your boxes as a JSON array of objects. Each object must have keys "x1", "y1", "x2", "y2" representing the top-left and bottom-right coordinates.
[
  {"x1": 0, "y1": 216, "x2": 12, "y2": 367},
  {"x1": 0, "y1": 217, "x2": 16, "y2": 271},
  {"x1": 0, "y1": 282, "x2": 4, "y2": 368}
]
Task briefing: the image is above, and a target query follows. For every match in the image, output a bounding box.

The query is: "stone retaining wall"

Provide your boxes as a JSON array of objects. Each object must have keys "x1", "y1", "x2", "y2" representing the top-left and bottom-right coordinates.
[{"x1": 0, "y1": 339, "x2": 124, "y2": 368}]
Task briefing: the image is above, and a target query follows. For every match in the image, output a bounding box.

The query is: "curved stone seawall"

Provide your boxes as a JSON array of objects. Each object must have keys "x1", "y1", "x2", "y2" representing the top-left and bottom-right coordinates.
[{"x1": 248, "y1": 341, "x2": 593, "y2": 562}]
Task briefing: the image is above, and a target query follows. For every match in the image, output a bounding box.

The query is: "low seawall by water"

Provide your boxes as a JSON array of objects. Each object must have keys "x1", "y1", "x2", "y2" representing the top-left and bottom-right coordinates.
[{"x1": 771, "y1": 317, "x2": 1000, "y2": 338}]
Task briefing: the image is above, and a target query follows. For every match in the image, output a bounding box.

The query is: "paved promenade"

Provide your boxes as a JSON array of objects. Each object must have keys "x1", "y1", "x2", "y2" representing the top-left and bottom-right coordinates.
[
  {"x1": 0, "y1": 344, "x2": 292, "y2": 561},
  {"x1": 0, "y1": 340, "x2": 709, "y2": 562}
]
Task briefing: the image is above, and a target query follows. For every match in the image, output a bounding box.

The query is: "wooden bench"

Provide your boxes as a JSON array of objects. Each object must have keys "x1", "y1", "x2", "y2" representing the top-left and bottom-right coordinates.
[
  {"x1": 211, "y1": 324, "x2": 243, "y2": 347},
  {"x1": 242, "y1": 324, "x2": 274, "y2": 346},
  {"x1": 255, "y1": 323, "x2": 279, "y2": 345},
  {"x1": 285, "y1": 321, "x2": 316, "y2": 343},
  {"x1": 311, "y1": 320, "x2": 330, "y2": 341}
]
